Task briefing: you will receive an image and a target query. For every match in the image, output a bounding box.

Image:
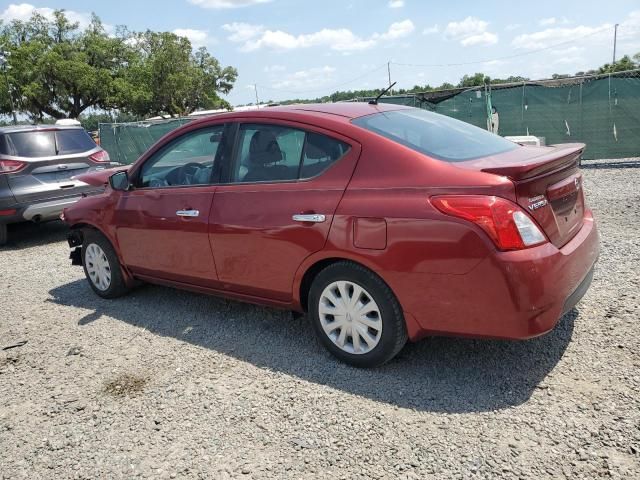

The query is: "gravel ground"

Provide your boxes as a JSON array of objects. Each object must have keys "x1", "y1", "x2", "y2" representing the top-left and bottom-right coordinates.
[{"x1": 1, "y1": 164, "x2": 639, "y2": 479}]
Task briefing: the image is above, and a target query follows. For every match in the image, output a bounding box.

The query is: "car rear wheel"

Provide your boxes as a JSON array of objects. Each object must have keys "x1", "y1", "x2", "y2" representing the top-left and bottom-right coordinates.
[
  {"x1": 82, "y1": 230, "x2": 129, "y2": 299},
  {"x1": 0, "y1": 223, "x2": 7, "y2": 246},
  {"x1": 308, "y1": 261, "x2": 407, "y2": 367}
]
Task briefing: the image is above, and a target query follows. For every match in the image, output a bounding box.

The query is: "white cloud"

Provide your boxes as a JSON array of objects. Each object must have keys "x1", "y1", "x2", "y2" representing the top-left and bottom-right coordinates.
[
  {"x1": 188, "y1": 0, "x2": 271, "y2": 8},
  {"x1": 172, "y1": 28, "x2": 213, "y2": 48},
  {"x1": 444, "y1": 16, "x2": 498, "y2": 46},
  {"x1": 461, "y1": 31, "x2": 498, "y2": 46},
  {"x1": 264, "y1": 64, "x2": 286, "y2": 73},
  {"x1": 376, "y1": 20, "x2": 415, "y2": 40},
  {"x1": 222, "y1": 22, "x2": 266, "y2": 42},
  {"x1": 539, "y1": 17, "x2": 571, "y2": 27},
  {"x1": 272, "y1": 66, "x2": 336, "y2": 90},
  {"x1": 0, "y1": 3, "x2": 113, "y2": 33},
  {"x1": 423, "y1": 24, "x2": 439, "y2": 35},
  {"x1": 224, "y1": 20, "x2": 415, "y2": 52},
  {"x1": 512, "y1": 24, "x2": 610, "y2": 50},
  {"x1": 539, "y1": 17, "x2": 557, "y2": 26},
  {"x1": 388, "y1": 0, "x2": 404, "y2": 8},
  {"x1": 505, "y1": 23, "x2": 521, "y2": 31}
]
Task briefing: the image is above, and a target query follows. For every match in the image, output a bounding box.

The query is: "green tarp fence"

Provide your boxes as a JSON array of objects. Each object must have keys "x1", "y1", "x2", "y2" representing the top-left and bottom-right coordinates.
[
  {"x1": 99, "y1": 70, "x2": 639, "y2": 163},
  {"x1": 361, "y1": 70, "x2": 640, "y2": 160},
  {"x1": 99, "y1": 118, "x2": 193, "y2": 165}
]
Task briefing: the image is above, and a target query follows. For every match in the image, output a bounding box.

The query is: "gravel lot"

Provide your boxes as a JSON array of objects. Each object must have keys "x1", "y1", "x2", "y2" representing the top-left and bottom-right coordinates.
[{"x1": 1, "y1": 160, "x2": 639, "y2": 479}]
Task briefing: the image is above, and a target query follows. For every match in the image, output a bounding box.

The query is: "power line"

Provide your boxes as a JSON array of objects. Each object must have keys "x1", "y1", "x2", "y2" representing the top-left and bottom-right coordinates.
[{"x1": 391, "y1": 24, "x2": 613, "y2": 68}]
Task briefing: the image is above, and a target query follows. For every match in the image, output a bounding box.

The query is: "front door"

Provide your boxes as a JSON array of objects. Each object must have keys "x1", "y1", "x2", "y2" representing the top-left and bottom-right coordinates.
[
  {"x1": 114, "y1": 125, "x2": 227, "y2": 287},
  {"x1": 209, "y1": 121, "x2": 360, "y2": 301}
]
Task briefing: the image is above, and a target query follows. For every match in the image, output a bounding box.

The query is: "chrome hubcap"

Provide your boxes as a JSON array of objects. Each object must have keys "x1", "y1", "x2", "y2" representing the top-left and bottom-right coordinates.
[
  {"x1": 85, "y1": 243, "x2": 111, "y2": 291},
  {"x1": 318, "y1": 281, "x2": 382, "y2": 355}
]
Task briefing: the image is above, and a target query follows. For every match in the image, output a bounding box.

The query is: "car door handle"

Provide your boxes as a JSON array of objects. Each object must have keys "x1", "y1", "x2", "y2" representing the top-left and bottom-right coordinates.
[
  {"x1": 292, "y1": 214, "x2": 326, "y2": 223},
  {"x1": 176, "y1": 209, "x2": 200, "y2": 217}
]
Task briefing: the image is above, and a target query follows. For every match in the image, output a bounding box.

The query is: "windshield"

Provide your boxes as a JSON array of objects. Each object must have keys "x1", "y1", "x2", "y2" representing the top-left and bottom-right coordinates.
[{"x1": 352, "y1": 109, "x2": 518, "y2": 162}]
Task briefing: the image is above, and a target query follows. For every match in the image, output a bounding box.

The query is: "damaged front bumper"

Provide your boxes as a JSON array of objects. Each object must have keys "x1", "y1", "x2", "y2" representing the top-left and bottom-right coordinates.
[{"x1": 67, "y1": 230, "x2": 83, "y2": 266}]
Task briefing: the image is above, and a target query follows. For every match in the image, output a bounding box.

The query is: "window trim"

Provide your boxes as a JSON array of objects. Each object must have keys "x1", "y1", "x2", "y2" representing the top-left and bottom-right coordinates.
[
  {"x1": 132, "y1": 124, "x2": 230, "y2": 191},
  {"x1": 222, "y1": 121, "x2": 352, "y2": 186}
]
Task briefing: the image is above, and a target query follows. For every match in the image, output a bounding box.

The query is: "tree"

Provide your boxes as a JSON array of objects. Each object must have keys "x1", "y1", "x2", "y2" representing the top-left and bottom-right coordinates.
[
  {"x1": 458, "y1": 73, "x2": 487, "y2": 88},
  {"x1": 0, "y1": 12, "x2": 135, "y2": 120},
  {"x1": 0, "y1": 10, "x2": 237, "y2": 120},
  {"x1": 598, "y1": 54, "x2": 638, "y2": 74},
  {"x1": 118, "y1": 31, "x2": 237, "y2": 116}
]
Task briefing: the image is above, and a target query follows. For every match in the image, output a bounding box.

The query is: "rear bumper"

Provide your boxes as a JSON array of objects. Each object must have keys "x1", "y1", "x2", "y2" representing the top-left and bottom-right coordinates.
[
  {"x1": 396, "y1": 210, "x2": 600, "y2": 341},
  {"x1": 0, "y1": 190, "x2": 102, "y2": 225}
]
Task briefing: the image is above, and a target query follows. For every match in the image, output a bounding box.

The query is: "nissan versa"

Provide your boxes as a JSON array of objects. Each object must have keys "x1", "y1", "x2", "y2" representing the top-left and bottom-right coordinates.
[{"x1": 62, "y1": 103, "x2": 599, "y2": 367}]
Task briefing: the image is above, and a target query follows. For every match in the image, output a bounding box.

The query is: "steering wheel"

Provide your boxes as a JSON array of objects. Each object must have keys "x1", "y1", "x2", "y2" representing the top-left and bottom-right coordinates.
[{"x1": 175, "y1": 162, "x2": 204, "y2": 185}]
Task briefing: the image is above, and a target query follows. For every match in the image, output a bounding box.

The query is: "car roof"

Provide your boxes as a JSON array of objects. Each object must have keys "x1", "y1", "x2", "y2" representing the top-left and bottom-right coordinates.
[
  {"x1": 0, "y1": 124, "x2": 85, "y2": 134},
  {"x1": 250, "y1": 102, "x2": 410, "y2": 119}
]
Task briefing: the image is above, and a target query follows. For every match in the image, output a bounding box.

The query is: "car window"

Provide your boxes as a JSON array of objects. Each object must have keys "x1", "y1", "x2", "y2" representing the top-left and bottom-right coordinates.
[
  {"x1": 300, "y1": 132, "x2": 350, "y2": 179},
  {"x1": 231, "y1": 124, "x2": 350, "y2": 183},
  {"x1": 139, "y1": 126, "x2": 225, "y2": 188},
  {"x1": 4, "y1": 131, "x2": 57, "y2": 157},
  {"x1": 55, "y1": 129, "x2": 97, "y2": 155},
  {"x1": 352, "y1": 109, "x2": 517, "y2": 162}
]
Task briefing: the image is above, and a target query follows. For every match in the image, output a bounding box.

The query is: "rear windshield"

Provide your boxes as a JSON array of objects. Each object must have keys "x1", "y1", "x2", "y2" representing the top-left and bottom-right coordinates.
[
  {"x1": 55, "y1": 129, "x2": 97, "y2": 155},
  {"x1": 0, "y1": 129, "x2": 96, "y2": 157},
  {"x1": 352, "y1": 109, "x2": 517, "y2": 162}
]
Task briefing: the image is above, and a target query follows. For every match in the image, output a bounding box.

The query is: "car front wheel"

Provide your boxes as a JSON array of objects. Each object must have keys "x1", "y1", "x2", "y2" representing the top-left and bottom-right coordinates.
[
  {"x1": 309, "y1": 261, "x2": 407, "y2": 367},
  {"x1": 82, "y1": 230, "x2": 129, "y2": 299}
]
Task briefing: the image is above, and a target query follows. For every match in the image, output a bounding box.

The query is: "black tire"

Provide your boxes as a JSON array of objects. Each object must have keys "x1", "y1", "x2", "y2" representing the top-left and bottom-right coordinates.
[
  {"x1": 308, "y1": 261, "x2": 407, "y2": 367},
  {"x1": 82, "y1": 229, "x2": 129, "y2": 299},
  {"x1": 0, "y1": 223, "x2": 7, "y2": 246}
]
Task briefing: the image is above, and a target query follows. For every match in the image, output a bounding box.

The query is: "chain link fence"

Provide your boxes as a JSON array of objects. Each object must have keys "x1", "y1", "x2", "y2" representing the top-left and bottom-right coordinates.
[
  {"x1": 355, "y1": 69, "x2": 640, "y2": 160},
  {"x1": 99, "y1": 70, "x2": 639, "y2": 163}
]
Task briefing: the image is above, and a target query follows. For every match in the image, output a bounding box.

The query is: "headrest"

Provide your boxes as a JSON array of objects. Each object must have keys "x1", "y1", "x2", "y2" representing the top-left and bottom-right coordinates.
[
  {"x1": 304, "y1": 132, "x2": 340, "y2": 160},
  {"x1": 249, "y1": 130, "x2": 283, "y2": 165}
]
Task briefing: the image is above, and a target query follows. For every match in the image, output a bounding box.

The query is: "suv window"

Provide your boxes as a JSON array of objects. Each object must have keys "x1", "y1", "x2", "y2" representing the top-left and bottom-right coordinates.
[
  {"x1": 352, "y1": 109, "x2": 517, "y2": 162},
  {"x1": 0, "y1": 129, "x2": 97, "y2": 157},
  {"x1": 4, "y1": 131, "x2": 56, "y2": 157},
  {"x1": 231, "y1": 124, "x2": 350, "y2": 183},
  {"x1": 139, "y1": 126, "x2": 225, "y2": 188},
  {"x1": 56, "y1": 129, "x2": 97, "y2": 155}
]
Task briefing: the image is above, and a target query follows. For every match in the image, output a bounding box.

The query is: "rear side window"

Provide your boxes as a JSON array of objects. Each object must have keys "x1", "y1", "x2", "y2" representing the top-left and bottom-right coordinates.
[
  {"x1": 352, "y1": 109, "x2": 517, "y2": 162},
  {"x1": 55, "y1": 129, "x2": 97, "y2": 155},
  {"x1": 5, "y1": 131, "x2": 56, "y2": 157},
  {"x1": 231, "y1": 124, "x2": 350, "y2": 183}
]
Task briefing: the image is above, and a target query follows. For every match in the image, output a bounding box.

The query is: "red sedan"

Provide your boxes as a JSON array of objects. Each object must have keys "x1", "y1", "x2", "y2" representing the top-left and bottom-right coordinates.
[{"x1": 63, "y1": 103, "x2": 599, "y2": 367}]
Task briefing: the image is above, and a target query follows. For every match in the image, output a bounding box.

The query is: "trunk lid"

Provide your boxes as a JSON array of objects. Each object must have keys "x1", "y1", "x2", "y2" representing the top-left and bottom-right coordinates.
[{"x1": 460, "y1": 143, "x2": 585, "y2": 248}]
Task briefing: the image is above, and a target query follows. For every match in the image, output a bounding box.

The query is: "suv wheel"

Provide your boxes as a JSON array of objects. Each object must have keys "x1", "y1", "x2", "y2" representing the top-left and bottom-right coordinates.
[
  {"x1": 82, "y1": 230, "x2": 129, "y2": 299},
  {"x1": 308, "y1": 261, "x2": 407, "y2": 367}
]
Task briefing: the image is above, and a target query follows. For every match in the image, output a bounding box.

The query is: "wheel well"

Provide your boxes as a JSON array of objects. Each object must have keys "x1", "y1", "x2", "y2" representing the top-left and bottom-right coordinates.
[
  {"x1": 68, "y1": 224, "x2": 107, "y2": 249},
  {"x1": 299, "y1": 257, "x2": 368, "y2": 312}
]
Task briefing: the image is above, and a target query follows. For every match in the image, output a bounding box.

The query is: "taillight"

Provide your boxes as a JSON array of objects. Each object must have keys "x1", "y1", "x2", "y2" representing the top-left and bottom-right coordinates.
[
  {"x1": 0, "y1": 159, "x2": 26, "y2": 174},
  {"x1": 431, "y1": 195, "x2": 547, "y2": 251},
  {"x1": 89, "y1": 150, "x2": 110, "y2": 163}
]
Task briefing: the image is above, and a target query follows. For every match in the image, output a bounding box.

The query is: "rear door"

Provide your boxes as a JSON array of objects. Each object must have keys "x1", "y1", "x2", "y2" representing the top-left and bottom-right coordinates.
[
  {"x1": 209, "y1": 121, "x2": 360, "y2": 301},
  {"x1": 2, "y1": 129, "x2": 104, "y2": 204},
  {"x1": 114, "y1": 125, "x2": 228, "y2": 287}
]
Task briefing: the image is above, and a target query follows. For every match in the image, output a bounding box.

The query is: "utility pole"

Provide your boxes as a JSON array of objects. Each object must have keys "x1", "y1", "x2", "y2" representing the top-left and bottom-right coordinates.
[
  {"x1": 0, "y1": 49, "x2": 17, "y2": 125},
  {"x1": 253, "y1": 84, "x2": 260, "y2": 106},
  {"x1": 612, "y1": 23, "x2": 619, "y2": 66},
  {"x1": 387, "y1": 61, "x2": 391, "y2": 86}
]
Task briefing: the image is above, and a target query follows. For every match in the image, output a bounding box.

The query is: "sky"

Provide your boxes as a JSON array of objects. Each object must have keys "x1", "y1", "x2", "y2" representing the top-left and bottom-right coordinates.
[{"x1": 1, "y1": 0, "x2": 639, "y2": 106}]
